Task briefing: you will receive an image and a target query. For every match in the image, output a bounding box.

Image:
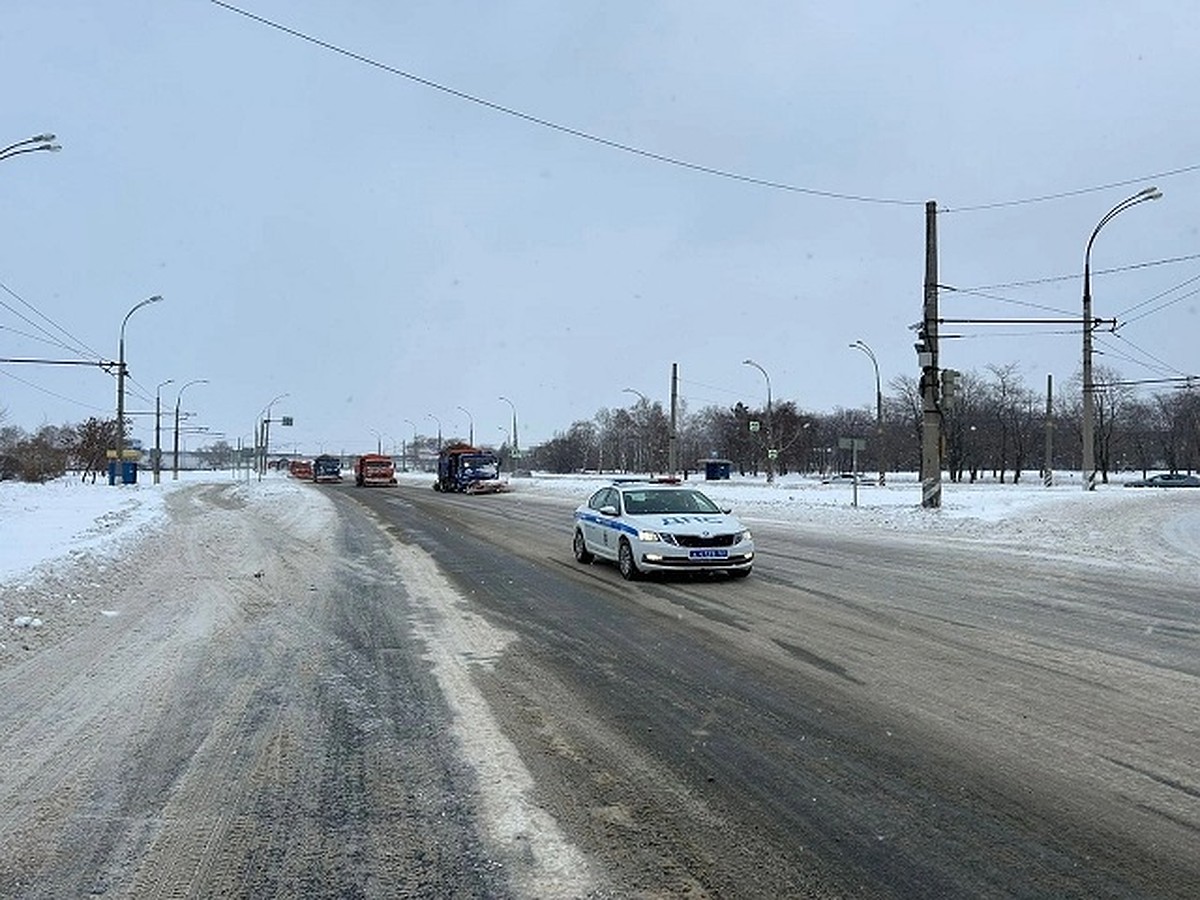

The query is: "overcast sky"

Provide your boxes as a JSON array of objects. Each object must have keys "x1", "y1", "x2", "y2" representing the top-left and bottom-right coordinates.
[{"x1": 2, "y1": 1, "x2": 1198, "y2": 455}]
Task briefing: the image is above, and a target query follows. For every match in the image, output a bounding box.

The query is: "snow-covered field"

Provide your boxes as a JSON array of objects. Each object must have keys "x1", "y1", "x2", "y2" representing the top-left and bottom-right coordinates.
[{"x1": 2, "y1": 467, "x2": 1197, "y2": 593}]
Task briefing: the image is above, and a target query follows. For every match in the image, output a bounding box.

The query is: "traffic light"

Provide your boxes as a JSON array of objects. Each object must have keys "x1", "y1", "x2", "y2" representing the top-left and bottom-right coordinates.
[
  {"x1": 941, "y1": 369, "x2": 961, "y2": 408},
  {"x1": 914, "y1": 324, "x2": 933, "y2": 368}
]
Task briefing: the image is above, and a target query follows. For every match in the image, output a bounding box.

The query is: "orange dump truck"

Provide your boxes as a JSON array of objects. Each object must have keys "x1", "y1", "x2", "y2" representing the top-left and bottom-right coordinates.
[{"x1": 354, "y1": 453, "x2": 396, "y2": 486}]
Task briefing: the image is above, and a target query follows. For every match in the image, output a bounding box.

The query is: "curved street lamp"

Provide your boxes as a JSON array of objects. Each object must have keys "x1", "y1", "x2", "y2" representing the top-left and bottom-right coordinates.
[
  {"x1": 622, "y1": 388, "x2": 651, "y2": 473},
  {"x1": 1081, "y1": 186, "x2": 1162, "y2": 491},
  {"x1": 257, "y1": 392, "x2": 289, "y2": 479},
  {"x1": 499, "y1": 396, "x2": 519, "y2": 470},
  {"x1": 743, "y1": 359, "x2": 775, "y2": 484},
  {"x1": 0, "y1": 133, "x2": 61, "y2": 163},
  {"x1": 850, "y1": 340, "x2": 885, "y2": 485},
  {"x1": 173, "y1": 379, "x2": 208, "y2": 480},
  {"x1": 427, "y1": 413, "x2": 443, "y2": 451},
  {"x1": 403, "y1": 417, "x2": 419, "y2": 471},
  {"x1": 154, "y1": 379, "x2": 174, "y2": 485},
  {"x1": 115, "y1": 295, "x2": 163, "y2": 470},
  {"x1": 456, "y1": 405, "x2": 475, "y2": 446}
]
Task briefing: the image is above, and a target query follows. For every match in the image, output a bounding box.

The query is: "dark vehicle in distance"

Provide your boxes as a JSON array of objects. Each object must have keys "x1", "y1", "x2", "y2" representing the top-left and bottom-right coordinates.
[
  {"x1": 433, "y1": 443, "x2": 506, "y2": 493},
  {"x1": 312, "y1": 454, "x2": 343, "y2": 483},
  {"x1": 1124, "y1": 472, "x2": 1200, "y2": 488}
]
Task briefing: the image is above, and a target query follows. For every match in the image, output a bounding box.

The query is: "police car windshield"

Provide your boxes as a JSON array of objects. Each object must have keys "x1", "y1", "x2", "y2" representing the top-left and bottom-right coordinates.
[{"x1": 622, "y1": 489, "x2": 721, "y2": 515}]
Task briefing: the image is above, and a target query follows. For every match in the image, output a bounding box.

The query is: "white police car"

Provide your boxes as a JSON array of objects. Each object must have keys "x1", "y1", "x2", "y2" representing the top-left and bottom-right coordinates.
[{"x1": 572, "y1": 481, "x2": 753, "y2": 580}]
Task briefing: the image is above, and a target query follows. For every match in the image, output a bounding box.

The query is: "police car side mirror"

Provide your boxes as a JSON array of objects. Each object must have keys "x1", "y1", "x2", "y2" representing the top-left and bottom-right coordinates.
[
  {"x1": 721, "y1": 507, "x2": 732, "y2": 514},
  {"x1": 600, "y1": 505, "x2": 619, "y2": 516}
]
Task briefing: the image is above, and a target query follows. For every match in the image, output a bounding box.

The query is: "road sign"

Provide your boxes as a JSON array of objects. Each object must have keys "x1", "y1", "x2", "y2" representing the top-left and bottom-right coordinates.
[
  {"x1": 749, "y1": 420, "x2": 761, "y2": 433},
  {"x1": 838, "y1": 437, "x2": 866, "y2": 450}
]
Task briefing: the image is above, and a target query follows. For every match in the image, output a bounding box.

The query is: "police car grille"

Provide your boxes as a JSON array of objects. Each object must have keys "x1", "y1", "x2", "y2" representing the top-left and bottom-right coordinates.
[{"x1": 673, "y1": 533, "x2": 735, "y2": 548}]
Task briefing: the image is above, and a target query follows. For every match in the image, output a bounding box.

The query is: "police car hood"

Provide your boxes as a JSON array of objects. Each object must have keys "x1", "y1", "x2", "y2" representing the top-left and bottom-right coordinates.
[{"x1": 629, "y1": 512, "x2": 743, "y2": 535}]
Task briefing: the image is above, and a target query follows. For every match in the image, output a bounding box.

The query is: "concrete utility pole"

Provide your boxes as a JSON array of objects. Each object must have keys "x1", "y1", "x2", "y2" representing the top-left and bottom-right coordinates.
[
  {"x1": 668, "y1": 363, "x2": 679, "y2": 478},
  {"x1": 1043, "y1": 374, "x2": 1054, "y2": 488},
  {"x1": 919, "y1": 201, "x2": 942, "y2": 509}
]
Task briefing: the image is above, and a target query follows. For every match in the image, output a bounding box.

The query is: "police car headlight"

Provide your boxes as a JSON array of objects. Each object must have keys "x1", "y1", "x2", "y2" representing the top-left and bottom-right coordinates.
[
  {"x1": 637, "y1": 528, "x2": 663, "y2": 542},
  {"x1": 735, "y1": 529, "x2": 752, "y2": 543}
]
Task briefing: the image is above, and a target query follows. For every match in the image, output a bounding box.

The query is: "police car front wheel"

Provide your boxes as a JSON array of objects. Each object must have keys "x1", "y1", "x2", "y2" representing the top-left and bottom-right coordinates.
[
  {"x1": 618, "y1": 539, "x2": 640, "y2": 580},
  {"x1": 573, "y1": 529, "x2": 594, "y2": 564}
]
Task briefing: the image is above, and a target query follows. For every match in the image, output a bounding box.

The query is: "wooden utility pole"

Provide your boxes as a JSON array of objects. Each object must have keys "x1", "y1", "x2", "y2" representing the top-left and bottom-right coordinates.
[{"x1": 920, "y1": 200, "x2": 942, "y2": 509}]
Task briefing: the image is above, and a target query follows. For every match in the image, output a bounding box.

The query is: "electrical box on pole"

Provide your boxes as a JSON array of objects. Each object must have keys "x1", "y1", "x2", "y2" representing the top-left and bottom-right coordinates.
[{"x1": 940, "y1": 369, "x2": 961, "y2": 408}]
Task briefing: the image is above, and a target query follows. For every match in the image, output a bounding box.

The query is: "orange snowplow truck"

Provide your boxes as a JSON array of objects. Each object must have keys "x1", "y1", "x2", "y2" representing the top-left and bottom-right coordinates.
[{"x1": 354, "y1": 453, "x2": 397, "y2": 487}]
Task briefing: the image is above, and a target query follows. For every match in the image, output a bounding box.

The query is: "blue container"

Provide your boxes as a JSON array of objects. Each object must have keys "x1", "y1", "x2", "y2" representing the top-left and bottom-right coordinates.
[
  {"x1": 121, "y1": 460, "x2": 138, "y2": 484},
  {"x1": 704, "y1": 460, "x2": 732, "y2": 480}
]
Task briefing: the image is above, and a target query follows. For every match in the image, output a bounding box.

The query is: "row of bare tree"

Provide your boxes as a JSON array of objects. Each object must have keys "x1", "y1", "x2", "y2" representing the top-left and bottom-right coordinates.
[
  {"x1": 0, "y1": 418, "x2": 118, "y2": 483},
  {"x1": 0, "y1": 418, "x2": 240, "y2": 483},
  {"x1": 4, "y1": 364, "x2": 1195, "y2": 484},
  {"x1": 521, "y1": 365, "x2": 1199, "y2": 483}
]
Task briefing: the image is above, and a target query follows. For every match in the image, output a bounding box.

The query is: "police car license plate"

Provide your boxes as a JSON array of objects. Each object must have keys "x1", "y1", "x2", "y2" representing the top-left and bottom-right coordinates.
[{"x1": 689, "y1": 549, "x2": 728, "y2": 559}]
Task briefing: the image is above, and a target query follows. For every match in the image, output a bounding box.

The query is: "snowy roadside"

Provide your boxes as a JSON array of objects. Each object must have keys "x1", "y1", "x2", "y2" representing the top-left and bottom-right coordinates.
[
  {"x1": 0, "y1": 473, "x2": 327, "y2": 657},
  {"x1": 471, "y1": 470, "x2": 1200, "y2": 580},
  {"x1": 2, "y1": 468, "x2": 1197, "y2": 639}
]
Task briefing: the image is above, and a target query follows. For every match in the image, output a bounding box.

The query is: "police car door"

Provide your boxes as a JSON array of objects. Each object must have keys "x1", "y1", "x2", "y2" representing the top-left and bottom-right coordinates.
[{"x1": 592, "y1": 487, "x2": 619, "y2": 557}]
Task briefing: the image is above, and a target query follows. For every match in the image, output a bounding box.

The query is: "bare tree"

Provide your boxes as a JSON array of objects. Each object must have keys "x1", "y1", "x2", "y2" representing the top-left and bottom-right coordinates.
[{"x1": 1090, "y1": 365, "x2": 1136, "y2": 484}]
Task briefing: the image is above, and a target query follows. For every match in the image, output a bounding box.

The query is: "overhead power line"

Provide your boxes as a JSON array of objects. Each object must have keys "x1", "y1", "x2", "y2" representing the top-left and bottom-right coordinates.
[
  {"x1": 1115, "y1": 273, "x2": 1200, "y2": 324},
  {"x1": 210, "y1": 1, "x2": 1200, "y2": 213},
  {"x1": 941, "y1": 163, "x2": 1200, "y2": 213},
  {"x1": 0, "y1": 367, "x2": 111, "y2": 415},
  {"x1": 210, "y1": 1, "x2": 921, "y2": 207},
  {"x1": 0, "y1": 278, "x2": 105, "y2": 361},
  {"x1": 939, "y1": 284, "x2": 1075, "y2": 317},
  {"x1": 952, "y1": 253, "x2": 1200, "y2": 293},
  {"x1": 1096, "y1": 334, "x2": 1190, "y2": 380}
]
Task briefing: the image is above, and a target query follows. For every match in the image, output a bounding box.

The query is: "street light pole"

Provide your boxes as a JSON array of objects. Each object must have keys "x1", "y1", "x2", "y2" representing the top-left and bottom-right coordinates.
[
  {"x1": 0, "y1": 133, "x2": 61, "y2": 163},
  {"x1": 257, "y1": 393, "x2": 288, "y2": 480},
  {"x1": 1081, "y1": 186, "x2": 1162, "y2": 491},
  {"x1": 154, "y1": 379, "x2": 173, "y2": 485},
  {"x1": 743, "y1": 359, "x2": 775, "y2": 484},
  {"x1": 850, "y1": 340, "x2": 885, "y2": 486},
  {"x1": 173, "y1": 379, "x2": 208, "y2": 480},
  {"x1": 456, "y1": 405, "x2": 474, "y2": 446},
  {"x1": 115, "y1": 295, "x2": 163, "y2": 476},
  {"x1": 499, "y1": 396, "x2": 519, "y2": 473},
  {"x1": 403, "y1": 418, "x2": 418, "y2": 471},
  {"x1": 622, "y1": 388, "x2": 650, "y2": 473},
  {"x1": 427, "y1": 414, "x2": 442, "y2": 451}
]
